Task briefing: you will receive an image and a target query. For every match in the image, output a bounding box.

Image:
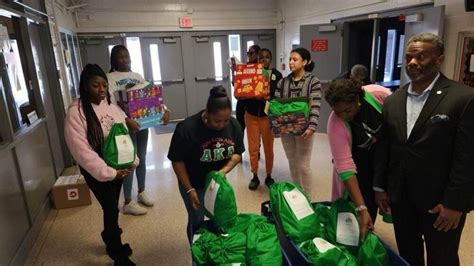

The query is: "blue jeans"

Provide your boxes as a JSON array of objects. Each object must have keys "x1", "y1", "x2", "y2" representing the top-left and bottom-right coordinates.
[
  {"x1": 178, "y1": 184, "x2": 205, "y2": 245},
  {"x1": 123, "y1": 128, "x2": 149, "y2": 201}
]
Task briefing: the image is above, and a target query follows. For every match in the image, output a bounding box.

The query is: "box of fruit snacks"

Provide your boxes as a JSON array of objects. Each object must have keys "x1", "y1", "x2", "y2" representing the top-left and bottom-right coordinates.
[
  {"x1": 116, "y1": 81, "x2": 164, "y2": 130},
  {"x1": 233, "y1": 63, "x2": 270, "y2": 100}
]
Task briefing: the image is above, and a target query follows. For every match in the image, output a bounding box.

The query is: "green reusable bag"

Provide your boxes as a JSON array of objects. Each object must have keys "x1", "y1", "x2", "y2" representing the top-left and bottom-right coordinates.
[
  {"x1": 268, "y1": 98, "x2": 309, "y2": 118},
  {"x1": 204, "y1": 171, "x2": 238, "y2": 228},
  {"x1": 313, "y1": 203, "x2": 332, "y2": 239},
  {"x1": 222, "y1": 213, "x2": 267, "y2": 234},
  {"x1": 299, "y1": 237, "x2": 357, "y2": 266},
  {"x1": 208, "y1": 232, "x2": 247, "y2": 265},
  {"x1": 326, "y1": 199, "x2": 361, "y2": 254},
  {"x1": 191, "y1": 228, "x2": 219, "y2": 265},
  {"x1": 357, "y1": 233, "x2": 388, "y2": 266},
  {"x1": 246, "y1": 221, "x2": 282, "y2": 266},
  {"x1": 269, "y1": 182, "x2": 319, "y2": 243},
  {"x1": 102, "y1": 123, "x2": 136, "y2": 169}
]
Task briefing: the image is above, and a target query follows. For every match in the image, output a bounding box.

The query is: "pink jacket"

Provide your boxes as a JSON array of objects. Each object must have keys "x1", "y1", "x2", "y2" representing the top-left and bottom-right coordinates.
[
  {"x1": 64, "y1": 99, "x2": 137, "y2": 182},
  {"x1": 328, "y1": 84, "x2": 391, "y2": 200}
]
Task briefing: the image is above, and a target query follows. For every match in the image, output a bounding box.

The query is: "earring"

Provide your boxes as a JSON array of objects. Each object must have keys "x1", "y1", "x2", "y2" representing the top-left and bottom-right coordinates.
[{"x1": 358, "y1": 101, "x2": 361, "y2": 107}]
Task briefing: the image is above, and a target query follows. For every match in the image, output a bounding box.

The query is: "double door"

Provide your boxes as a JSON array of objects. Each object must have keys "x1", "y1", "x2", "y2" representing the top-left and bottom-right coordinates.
[{"x1": 79, "y1": 30, "x2": 276, "y2": 120}]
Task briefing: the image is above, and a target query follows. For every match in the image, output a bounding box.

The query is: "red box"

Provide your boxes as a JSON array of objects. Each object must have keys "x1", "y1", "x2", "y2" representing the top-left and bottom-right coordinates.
[{"x1": 233, "y1": 63, "x2": 270, "y2": 100}]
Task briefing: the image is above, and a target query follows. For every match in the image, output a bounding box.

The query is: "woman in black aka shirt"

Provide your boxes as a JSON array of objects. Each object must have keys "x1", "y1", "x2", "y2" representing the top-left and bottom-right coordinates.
[{"x1": 167, "y1": 86, "x2": 244, "y2": 243}]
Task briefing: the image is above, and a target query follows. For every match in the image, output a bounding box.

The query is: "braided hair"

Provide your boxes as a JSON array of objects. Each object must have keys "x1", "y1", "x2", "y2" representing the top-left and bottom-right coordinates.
[
  {"x1": 109, "y1": 44, "x2": 129, "y2": 73},
  {"x1": 78, "y1": 64, "x2": 111, "y2": 154}
]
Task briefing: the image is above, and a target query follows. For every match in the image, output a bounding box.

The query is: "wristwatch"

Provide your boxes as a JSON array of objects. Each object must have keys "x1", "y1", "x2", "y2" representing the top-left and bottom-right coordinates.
[{"x1": 355, "y1": 205, "x2": 368, "y2": 212}]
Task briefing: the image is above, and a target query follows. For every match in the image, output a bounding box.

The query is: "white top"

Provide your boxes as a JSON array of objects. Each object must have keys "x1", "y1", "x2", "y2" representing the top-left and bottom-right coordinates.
[{"x1": 106, "y1": 71, "x2": 146, "y2": 105}]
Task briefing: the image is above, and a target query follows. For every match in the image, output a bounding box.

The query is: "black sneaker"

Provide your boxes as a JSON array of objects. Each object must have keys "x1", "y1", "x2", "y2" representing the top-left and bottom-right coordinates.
[
  {"x1": 248, "y1": 175, "x2": 260, "y2": 190},
  {"x1": 265, "y1": 175, "x2": 275, "y2": 187}
]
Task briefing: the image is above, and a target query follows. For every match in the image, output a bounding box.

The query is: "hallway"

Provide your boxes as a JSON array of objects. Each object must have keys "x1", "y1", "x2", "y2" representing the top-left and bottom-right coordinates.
[{"x1": 26, "y1": 132, "x2": 474, "y2": 265}]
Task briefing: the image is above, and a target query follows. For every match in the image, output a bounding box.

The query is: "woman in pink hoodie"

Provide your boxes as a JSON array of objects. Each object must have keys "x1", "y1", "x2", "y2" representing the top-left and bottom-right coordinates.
[{"x1": 64, "y1": 64, "x2": 137, "y2": 266}]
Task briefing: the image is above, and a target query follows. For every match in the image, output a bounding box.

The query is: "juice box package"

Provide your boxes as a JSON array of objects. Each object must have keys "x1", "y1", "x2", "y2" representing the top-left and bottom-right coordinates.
[
  {"x1": 116, "y1": 81, "x2": 164, "y2": 130},
  {"x1": 233, "y1": 63, "x2": 270, "y2": 100}
]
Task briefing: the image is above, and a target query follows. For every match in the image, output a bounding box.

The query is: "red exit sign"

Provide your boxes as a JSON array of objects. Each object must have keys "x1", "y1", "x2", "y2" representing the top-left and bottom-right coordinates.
[{"x1": 179, "y1": 17, "x2": 193, "y2": 28}]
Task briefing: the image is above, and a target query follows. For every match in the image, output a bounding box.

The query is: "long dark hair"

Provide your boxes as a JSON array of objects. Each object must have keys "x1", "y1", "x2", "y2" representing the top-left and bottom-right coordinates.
[
  {"x1": 79, "y1": 64, "x2": 110, "y2": 153},
  {"x1": 291, "y1": 47, "x2": 315, "y2": 72},
  {"x1": 109, "y1": 44, "x2": 129, "y2": 73},
  {"x1": 206, "y1": 86, "x2": 231, "y2": 114}
]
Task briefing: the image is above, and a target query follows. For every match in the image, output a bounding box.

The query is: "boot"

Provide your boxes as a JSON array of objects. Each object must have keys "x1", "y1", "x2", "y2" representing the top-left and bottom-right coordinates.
[
  {"x1": 102, "y1": 228, "x2": 133, "y2": 258},
  {"x1": 113, "y1": 255, "x2": 136, "y2": 266}
]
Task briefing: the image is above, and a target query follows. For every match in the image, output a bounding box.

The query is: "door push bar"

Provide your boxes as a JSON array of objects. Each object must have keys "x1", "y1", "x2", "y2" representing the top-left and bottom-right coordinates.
[
  {"x1": 161, "y1": 78, "x2": 184, "y2": 84},
  {"x1": 194, "y1": 75, "x2": 229, "y2": 81}
]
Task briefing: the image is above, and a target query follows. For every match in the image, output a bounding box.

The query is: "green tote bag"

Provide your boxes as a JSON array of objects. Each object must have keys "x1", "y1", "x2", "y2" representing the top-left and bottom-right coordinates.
[{"x1": 102, "y1": 123, "x2": 136, "y2": 169}]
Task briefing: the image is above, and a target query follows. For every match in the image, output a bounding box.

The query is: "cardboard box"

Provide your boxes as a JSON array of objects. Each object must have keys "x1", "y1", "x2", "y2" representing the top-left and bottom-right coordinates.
[
  {"x1": 52, "y1": 175, "x2": 92, "y2": 209},
  {"x1": 116, "y1": 81, "x2": 164, "y2": 129},
  {"x1": 233, "y1": 63, "x2": 270, "y2": 100}
]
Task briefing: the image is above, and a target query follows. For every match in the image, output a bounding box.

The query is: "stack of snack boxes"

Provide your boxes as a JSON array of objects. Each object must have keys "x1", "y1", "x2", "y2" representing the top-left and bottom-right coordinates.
[{"x1": 116, "y1": 81, "x2": 164, "y2": 129}]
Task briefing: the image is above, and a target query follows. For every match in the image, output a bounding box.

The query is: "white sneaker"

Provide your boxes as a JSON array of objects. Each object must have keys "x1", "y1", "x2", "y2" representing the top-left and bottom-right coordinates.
[
  {"x1": 137, "y1": 191, "x2": 155, "y2": 207},
  {"x1": 123, "y1": 201, "x2": 148, "y2": 215}
]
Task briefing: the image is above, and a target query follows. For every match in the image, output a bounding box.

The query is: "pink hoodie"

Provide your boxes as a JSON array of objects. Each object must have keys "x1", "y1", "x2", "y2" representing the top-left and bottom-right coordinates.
[{"x1": 64, "y1": 99, "x2": 137, "y2": 182}]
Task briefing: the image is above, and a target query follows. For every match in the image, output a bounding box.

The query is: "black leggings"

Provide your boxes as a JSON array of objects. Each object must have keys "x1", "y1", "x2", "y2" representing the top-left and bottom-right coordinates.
[
  {"x1": 80, "y1": 168, "x2": 125, "y2": 257},
  {"x1": 236, "y1": 100, "x2": 246, "y2": 131}
]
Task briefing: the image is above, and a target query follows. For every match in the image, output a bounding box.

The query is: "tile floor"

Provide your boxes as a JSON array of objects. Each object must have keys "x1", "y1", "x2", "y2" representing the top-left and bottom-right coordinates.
[{"x1": 26, "y1": 132, "x2": 473, "y2": 265}]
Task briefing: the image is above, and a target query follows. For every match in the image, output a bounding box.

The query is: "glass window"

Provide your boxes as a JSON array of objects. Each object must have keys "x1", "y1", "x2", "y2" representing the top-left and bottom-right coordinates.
[
  {"x1": 0, "y1": 19, "x2": 37, "y2": 132},
  {"x1": 125, "y1": 37, "x2": 144, "y2": 77},
  {"x1": 61, "y1": 32, "x2": 77, "y2": 99},
  {"x1": 213, "y1": 42, "x2": 223, "y2": 81},
  {"x1": 228, "y1": 34, "x2": 241, "y2": 111},
  {"x1": 246, "y1": 40, "x2": 254, "y2": 52},
  {"x1": 383, "y1": 29, "x2": 396, "y2": 82},
  {"x1": 397, "y1": 35, "x2": 405, "y2": 67},
  {"x1": 229, "y1": 34, "x2": 241, "y2": 62},
  {"x1": 108, "y1": 44, "x2": 115, "y2": 55},
  {"x1": 149, "y1": 44, "x2": 162, "y2": 85}
]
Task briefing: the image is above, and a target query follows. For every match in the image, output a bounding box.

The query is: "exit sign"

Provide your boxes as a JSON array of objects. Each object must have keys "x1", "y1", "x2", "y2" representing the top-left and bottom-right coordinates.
[{"x1": 179, "y1": 17, "x2": 193, "y2": 28}]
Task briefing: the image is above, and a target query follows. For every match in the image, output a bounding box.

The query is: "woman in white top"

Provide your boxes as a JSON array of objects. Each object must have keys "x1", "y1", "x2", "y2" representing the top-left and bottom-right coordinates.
[{"x1": 107, "y1": 45, "x2": 169, "y2": 215}]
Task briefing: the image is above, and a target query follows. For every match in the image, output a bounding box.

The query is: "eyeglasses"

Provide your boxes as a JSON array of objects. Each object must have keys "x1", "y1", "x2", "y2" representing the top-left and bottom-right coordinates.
[{"x1": 247, "y1": 51, "x2": 255, "y2": 55}]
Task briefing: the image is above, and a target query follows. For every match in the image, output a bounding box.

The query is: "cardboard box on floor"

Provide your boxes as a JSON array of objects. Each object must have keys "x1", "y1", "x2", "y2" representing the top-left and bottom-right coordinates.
[{"x1": 52, "y1": 175, "x2": 91, "y2": 209}]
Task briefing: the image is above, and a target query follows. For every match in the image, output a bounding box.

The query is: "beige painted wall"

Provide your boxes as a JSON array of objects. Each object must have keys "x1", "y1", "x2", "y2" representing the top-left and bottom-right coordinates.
[{"x1": 47, "y1": 0, "x2": 474, "y2": 81}]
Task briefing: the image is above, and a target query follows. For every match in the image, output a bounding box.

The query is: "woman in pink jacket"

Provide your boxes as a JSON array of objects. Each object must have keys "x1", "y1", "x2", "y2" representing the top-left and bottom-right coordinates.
[
  {"x1": 325, "y1": 77, "x2": 390, "y2": 240},
  {"x1": 64, "y1": 64, "x2": 137, "y2": 266}
]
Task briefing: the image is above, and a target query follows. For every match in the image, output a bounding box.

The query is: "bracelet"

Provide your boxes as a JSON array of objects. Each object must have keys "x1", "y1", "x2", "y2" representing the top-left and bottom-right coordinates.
[
  {"x1": 186, "y1": 188, "x2": 196, "y2": 194},
  {"x1": 355, "y1": 205, "x2": 368, "y2": 212}
]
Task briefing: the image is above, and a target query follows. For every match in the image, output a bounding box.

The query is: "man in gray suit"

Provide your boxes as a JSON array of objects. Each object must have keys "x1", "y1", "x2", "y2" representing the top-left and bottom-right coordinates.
[{"x1": 374, "y1": 32, "x2": 474, "y2": 266}]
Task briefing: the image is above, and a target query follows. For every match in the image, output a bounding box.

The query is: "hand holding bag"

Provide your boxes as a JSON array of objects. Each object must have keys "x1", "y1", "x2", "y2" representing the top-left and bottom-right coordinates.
[{"x1": 102, "y1": 123, "x2": 136, "y2": 169}]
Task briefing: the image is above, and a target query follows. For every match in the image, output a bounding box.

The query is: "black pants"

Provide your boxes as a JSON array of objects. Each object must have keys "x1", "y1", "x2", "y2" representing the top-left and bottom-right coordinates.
[
  {"x1": 391, "y1": 198, "x2": 466, "y2": 266},
  {"x1": 81, "y1": 168, "x2": 126, "y2": 258},
  {"x1": 236, "y1": 100, "x2": 246, "y2": 131}
]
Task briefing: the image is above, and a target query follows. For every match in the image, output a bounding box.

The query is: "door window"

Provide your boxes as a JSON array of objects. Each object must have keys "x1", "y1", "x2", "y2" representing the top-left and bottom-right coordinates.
[
  {"x1": 126, "y1": 37, "x2": 144, "y2": 77},
  {"x1": 149, "y1": 44, "x2": 163, "y2": 84},
  {"x1": 383, "y1": 29, "x2": 397, "y2": 82},
  {"x1": 213, "y1": 42, "x2": 223, "y2": 81}
]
